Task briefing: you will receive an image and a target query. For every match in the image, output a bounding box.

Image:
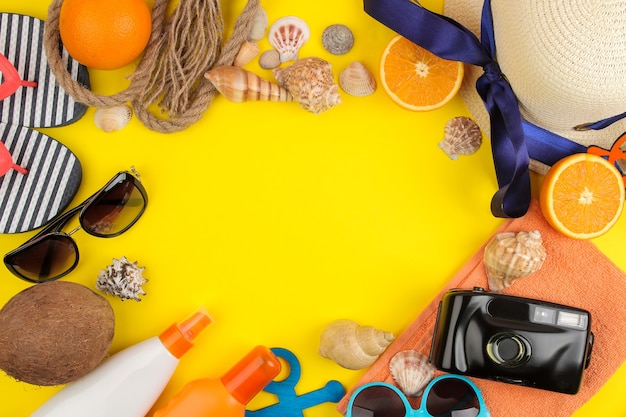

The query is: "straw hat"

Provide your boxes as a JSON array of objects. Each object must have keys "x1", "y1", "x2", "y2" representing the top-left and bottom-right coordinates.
[{"x1": 444, "y1": 0, "x2": 626, "y2": 173}]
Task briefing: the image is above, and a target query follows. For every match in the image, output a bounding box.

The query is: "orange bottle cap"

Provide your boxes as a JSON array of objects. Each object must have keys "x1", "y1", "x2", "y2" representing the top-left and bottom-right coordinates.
[
  {"x1": 159, "y1": 307, "x2": 213, "y2": 359},
  {"x1": 221, "y1": 346, "x2": 281, "y2": 405}
]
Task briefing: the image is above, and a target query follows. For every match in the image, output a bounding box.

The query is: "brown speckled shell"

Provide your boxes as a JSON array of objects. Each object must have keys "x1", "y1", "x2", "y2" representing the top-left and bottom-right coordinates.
[
  {"x1": 273, "y1": 57, "x2": 341, "y2": 114},
  {"x1": 483, "y1": 230, "x2": 546, "y2": 291},
  {"x1": 322, "y1": 24, "x2": 354, "y2": 55},
  {"x1": 438, "y1": 116, "x2": 482, "y2": 160}
]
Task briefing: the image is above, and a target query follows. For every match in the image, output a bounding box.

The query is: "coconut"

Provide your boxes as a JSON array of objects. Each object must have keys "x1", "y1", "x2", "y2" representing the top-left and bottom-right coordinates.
[{"x1": 0, "y1": 281, "x2": 115, "y2": 386}]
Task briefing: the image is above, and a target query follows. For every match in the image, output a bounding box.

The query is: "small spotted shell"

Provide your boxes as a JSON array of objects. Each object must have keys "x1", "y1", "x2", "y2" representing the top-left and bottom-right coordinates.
[
  {"x1": 389, "y1": 350, "x2": 435, "y2": 397},
  {"x1": 483, "y1": 230, "x2": 546, "y2": 291},
  {"x1": 96, "y1": 256, "x2": 148, "y2": 301},
  {"x1": 438, "y1": 116, "x2": 482, "y2": 159},
  {"x1": 268, "y1": 16, "x2": 310, "y2": 63},
  {"x1": 339, "y1": 62, "x2": 376, "y2": 97},
  {"x1": 94, "y1": 105, "x2": 132, "y2": 133},
  {"x1": 322, "y1": 24, "x2": 354, "y2": 55}
]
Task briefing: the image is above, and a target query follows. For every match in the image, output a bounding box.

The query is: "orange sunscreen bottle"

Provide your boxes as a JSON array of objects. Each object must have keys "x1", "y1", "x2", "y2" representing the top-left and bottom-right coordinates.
[
  {"x1": 30, "y1": 308, "x2": 212, "y2": 417},
  {"x1": 153, "y1": 345, "x2": 281, "y2": 417}
]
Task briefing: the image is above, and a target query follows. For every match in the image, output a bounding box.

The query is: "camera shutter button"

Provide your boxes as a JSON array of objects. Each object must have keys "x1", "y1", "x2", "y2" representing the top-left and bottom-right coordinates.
[{"x1": 487, "y1": 333, "x2": 531, "y2": 367}]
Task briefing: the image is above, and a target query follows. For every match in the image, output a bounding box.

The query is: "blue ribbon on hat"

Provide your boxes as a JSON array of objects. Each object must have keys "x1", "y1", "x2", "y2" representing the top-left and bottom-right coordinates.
[{"x1": 363, "y1": 0, "x2": 531, "y2": 217}]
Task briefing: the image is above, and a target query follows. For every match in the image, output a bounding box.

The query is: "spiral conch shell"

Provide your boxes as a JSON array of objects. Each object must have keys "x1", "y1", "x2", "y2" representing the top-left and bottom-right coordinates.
[
  {"x1": 319, "y1": 319, "x2": 395, "y2": 370},
  {"x1": 205, "y1": 66, "x2": 293, "y2": 103},
  {"x1": 273, "y1": 57, "x2": 341, "y2": 114},
  {"x1": 389, "y1": 350, "x2": 435, "y2": 397},
  {"x1": 483, "y1": 230, "x2": 546, "y2": 291}
]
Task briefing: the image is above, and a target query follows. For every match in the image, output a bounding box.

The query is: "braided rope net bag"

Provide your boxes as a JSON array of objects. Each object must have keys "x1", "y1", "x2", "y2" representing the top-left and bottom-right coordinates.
[{"x1": 44, "y1": 0, "x2": 260, "y2": 133}]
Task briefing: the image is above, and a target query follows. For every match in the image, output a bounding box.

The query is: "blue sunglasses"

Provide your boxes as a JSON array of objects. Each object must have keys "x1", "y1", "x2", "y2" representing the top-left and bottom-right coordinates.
[{"x1": 347, "y1": 374, "x2": 490, "y2": 417}]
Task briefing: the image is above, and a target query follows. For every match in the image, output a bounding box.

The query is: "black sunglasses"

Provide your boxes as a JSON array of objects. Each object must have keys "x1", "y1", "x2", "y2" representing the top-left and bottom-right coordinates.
[{"x1": 4, "y1": 168, "x2": 148, "y2": 283}]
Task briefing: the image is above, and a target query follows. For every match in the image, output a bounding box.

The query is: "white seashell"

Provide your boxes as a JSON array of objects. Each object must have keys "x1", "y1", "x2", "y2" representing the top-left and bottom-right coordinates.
[
  {"x1": 258, "y1": 49, "x2": 281, "y2": 70},
  {"x1": 389, "y1": 350, "x2": 435, "y2": 397},
  {"x1": 339, "y1": 62, "x2": 376, "y2": 97},
  {"x1": 96, "y1": 256, "x2": 148, "y2": 301},
  {"x1": 247, "y1": 6, "x2": 268, "y2": 41},
  {"x1": 322, "y1": 24, "x2": 354, "y2": 55},
  {"x1": 273, "y1": 57, "x2": 341, "y2": 114},
  {"x1": 319, "y1": 319, "x2": 395, "y2": 370},
  {"x1": 438, "y1": 116, "x2": 482, "y2": 160},
  {"x1": 234, "y1": 41, "x2": 260, "y2": 67},
  {"x1": 483, "y1": 230, "x2": 546, "y2": 291},
  {"x1": 205, "y1": 66, "x2": 293, "y2": 103},
  {"x1": 94, "y1": 105, "x2": 132, "y2": 133},
  {"x1": 268, "y1": 16, "x2": 310, "y2": 63}
]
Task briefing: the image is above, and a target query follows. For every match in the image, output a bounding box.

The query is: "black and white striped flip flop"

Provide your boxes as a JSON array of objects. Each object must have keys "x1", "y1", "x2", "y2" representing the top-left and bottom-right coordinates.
[
  {"x1": 0, "y1": 13, "x2": 90, "y2": 128},
  {"x1": 0, "y1": 122, "x2": 81, "y2": 233}
]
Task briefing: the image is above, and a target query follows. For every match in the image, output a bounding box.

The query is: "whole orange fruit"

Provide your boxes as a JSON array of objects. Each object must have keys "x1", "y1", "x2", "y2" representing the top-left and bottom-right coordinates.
[{"x1": 59, "y1": 0, "x2": 152, "y2": 70}]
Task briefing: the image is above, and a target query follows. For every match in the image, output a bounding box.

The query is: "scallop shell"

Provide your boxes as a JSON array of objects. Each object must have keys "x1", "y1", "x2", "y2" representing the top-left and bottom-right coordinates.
[
  {"x1": 94, "y1": 105, "x2": 132, "y2": 133},
  {"x1": 339, "y1": 62, "x2": 376, "y2": 97},
  {"x1": 322, "y1": 24, "x2": 354, "y2": 55},
  {"x1": 234, "y1": 41, "x2": 260, "y2": 67},
  {"x1": 273, "y1": 57, "x2": 341, "y2": 114},
  {"x1": 205, "y1": 66, "x2": 293, "y2": 103},
  {"x1": 247, "y1": 6, "x2": 268, "y2": 41},
  {"x1": 438, "y1": 116, "x2": 482, "y2": 160},
  {"x1": 319, "y1": 319, "x2": 395, "y2": 370},
  {"x1": 259, "y1": 49, "x2": 281, "y2": 70},
  {"x1": 483, "y1": 230, "x2": 546, "y2": 291},
  {"x1": 389, "y1": 350, "x2": 435, "y2": 397},
  {"x1": 96, "y1": 256, "x2": 147, "y2": 301},
  {"x1": 268, "y1": 16, "x2": 310, "y2": 63}
]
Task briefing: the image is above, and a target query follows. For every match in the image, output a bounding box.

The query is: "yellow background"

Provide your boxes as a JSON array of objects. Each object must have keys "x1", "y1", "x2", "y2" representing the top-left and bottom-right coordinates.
[{"x1": 0, "y1": 0, "x2": 624, "y2": 416}]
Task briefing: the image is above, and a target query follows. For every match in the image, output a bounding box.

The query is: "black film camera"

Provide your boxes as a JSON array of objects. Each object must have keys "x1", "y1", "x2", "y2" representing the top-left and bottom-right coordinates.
[{"x1": 429, "y1": 288, "x2": 594, "y2": 394}]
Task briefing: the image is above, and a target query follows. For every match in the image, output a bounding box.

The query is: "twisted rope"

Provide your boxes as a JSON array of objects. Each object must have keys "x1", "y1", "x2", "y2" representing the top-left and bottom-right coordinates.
[{"x1": 43, "y1": 0, "x2": 260, "y2": 133}]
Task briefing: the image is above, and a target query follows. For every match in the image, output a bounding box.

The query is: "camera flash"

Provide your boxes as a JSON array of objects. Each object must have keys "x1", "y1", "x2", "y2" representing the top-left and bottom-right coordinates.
[
  {"x1": 532, "y1": 306, "x2": 556, "y2": 324},
  {"x1": 557, "y1": 311, "x2": 588, "y2": 330}
]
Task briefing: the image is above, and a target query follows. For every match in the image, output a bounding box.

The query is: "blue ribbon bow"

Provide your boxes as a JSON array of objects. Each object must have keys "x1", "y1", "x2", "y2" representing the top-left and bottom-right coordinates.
[{"x1": 364, "y1": 0, "x2": 530, "y2": 217}]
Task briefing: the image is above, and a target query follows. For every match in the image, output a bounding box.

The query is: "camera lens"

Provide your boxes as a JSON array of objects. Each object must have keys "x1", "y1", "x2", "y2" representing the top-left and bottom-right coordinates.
[{"x1": 487, "y1": 333, "x2": 531, "y2": 367}]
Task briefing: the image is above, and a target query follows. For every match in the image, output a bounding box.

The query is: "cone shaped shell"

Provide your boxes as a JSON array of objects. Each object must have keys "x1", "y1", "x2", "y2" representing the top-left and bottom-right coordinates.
[
  {"x1": 319, "y1": 319, "x2": 395, "y2": 370},
  {"x1": 483, "y1": 230, "x2": 546, "y2": 291},
  {"x1": 205, "y1": 66, "x2": 293, "y2": 103}
]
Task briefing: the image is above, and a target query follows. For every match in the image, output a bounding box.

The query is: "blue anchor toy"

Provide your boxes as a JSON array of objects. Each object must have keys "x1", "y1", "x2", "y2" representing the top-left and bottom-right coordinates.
[{"x1": 245, "y1": 347, "x2": 346, "y2": 417}]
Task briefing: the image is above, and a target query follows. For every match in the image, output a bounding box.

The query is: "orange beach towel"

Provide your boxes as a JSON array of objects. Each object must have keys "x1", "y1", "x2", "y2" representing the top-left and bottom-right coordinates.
[{"x1": 337, "y1": 199, "x2": 626, "y2": 417}]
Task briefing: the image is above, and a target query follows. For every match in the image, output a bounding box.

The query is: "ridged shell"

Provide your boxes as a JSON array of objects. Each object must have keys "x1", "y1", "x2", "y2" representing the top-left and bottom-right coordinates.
[
  {"x1": 259, "y1": 49, "x2": 281, "y2": 70},
  {"x1": 438, "y1": 116, "x2": 482, "y2": 160},
  {"x1": 339, "y1": 62, "x2": 376, "y2": 97},
  {"x1": 322, "y1": 24, "x2": 355, "y2": 55},
  {"x1": 273, "y1": 57, "x2": 341, "y2": 114},
  {"x1": 483, "y1": 230, "x2": 546, "y2": 291},
  {"x1": 234, "y1": 41, "x2": 260, "y2": 67},
  {"x1": 94, "y1": 105, "x2": 132, "y2": 133},
  {"x1": 268, "y1": 16, "x2": 310, "y2": 63},
  {"x1": 96, "y1": 256, "x2": 147, "y2": 301},
  {"x1": 205, "y1": 66, "x2": 293, "y2": 103},
  {"x1": 247, "y1": 6, "x2": 268, "y2": 41},
  {"x1": 319, "y1": 319, "x2": 395, "y2": 370},
  {"x1": 389, "y1": 350, "x2": 435, "y2": 397}
]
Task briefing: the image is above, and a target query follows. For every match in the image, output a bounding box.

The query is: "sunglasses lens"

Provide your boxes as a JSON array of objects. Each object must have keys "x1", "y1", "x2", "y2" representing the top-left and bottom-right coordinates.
[
  {"x1": 350, "y1": 385, "x2": 407, "y2": 417},
  {"x1": 4, "y1": 235, "x2": 77, "y2": 282},
  {"x1": 82, "y1": 177, "x2": 146, "y2": 236},
  {"x1": 426, "y1": 378, "x2": 480, "y2": 417}
]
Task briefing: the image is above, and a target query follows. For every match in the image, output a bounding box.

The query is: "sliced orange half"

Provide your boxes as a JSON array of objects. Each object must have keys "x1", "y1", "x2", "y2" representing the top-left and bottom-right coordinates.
[
  {"x1": 540, "y1": 153, "x2": 625, "y2": 239},
  {"x1": 379, "y1": 35, "x2": 464, "y2": 111}
]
